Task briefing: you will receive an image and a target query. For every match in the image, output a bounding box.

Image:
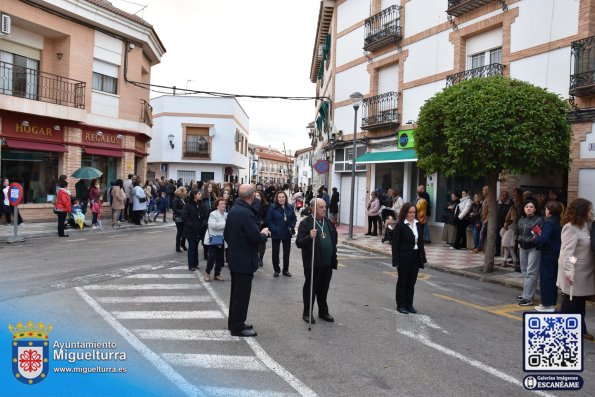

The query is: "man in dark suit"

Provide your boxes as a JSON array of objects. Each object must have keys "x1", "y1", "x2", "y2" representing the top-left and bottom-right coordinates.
[
  {"x1": 296, "y1": 198, "x2": 338, "y2": 324},
  {"x1": 224, "y1": 184, "x2": 270, "y2": 337},
  {"x1": 392, "y1": 202, "x2": 427, "y2": 314}
]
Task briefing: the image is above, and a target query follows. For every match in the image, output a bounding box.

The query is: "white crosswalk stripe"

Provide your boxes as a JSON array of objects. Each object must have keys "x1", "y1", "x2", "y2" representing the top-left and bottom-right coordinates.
[
  {"x1": 96, "y1": 296, "x2": 212, "y2": 303},
  {"x1": 124, "y1": 274, "x2": 196, "y2": 279},
  {"x1": 201, "y1": 386, "x2": 299, "y2": 397},
  {"x1": 112, "y1": 310, "x2": 224, "y2": 319},
  {"x1": 162, "y1": 353, "x2": 267, "y2": 371},
  {"x1": 134, "y1": 329, "x2": 241, "y2": 341},
  {"x1": 83, "y1": 283, "x2": 201, "y2": 290}
]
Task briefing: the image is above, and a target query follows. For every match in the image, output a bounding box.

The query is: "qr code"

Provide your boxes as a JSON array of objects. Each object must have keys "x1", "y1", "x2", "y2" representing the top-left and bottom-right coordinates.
[{"x1": 524, "y1": 313, "x2": 582, "y2": 372}]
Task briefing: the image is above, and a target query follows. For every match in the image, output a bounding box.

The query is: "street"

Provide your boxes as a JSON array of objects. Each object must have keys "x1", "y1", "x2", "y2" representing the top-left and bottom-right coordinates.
[{"x1": 0, "y1": 224, "x2": 593, "y2": 397}]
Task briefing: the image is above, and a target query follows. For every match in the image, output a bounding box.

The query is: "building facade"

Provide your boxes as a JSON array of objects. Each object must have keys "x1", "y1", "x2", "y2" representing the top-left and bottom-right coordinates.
[
  {"x1": 250, "y1": 145, "x2": 293, "y2": 186},
  {"x1": 294, "y1": 146, "x2": 313, "y2": 189},
  {"x1": 0, "y1": 0, "x2": 164, "y2": 220},
  {"x1": 309, "y1": 0, "x2": 591, "y2": 235},
  {"x1": 147, "y1": 95, "x2": 249, "y2": 185}
]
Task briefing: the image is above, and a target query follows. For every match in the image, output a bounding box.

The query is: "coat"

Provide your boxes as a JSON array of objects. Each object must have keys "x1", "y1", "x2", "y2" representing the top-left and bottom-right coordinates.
[
  {"x1": 110, "y1": 186, "x2": 125, "y2": 210},
  {"x1": 205, "y1": 210, "x2": 227, "y2": 246},
  {"x1": 557, "y1": 223, "x2": 595, "y2": 297},
  {"x1": 295, "y1": 215, "x2": 338, "y2": 269},
  {"x1": 131, "y1": 186, "x2": 146, "y2": 211},
  {"x1": 391, "y1": 220, "x2": 427, "y2": 269},
  {"x1": 516, "y1": 215, "x2": 544, "y2": 249},
  {"x1": 181, "y1": 200, "x2": 207, "y2": 240},
  {"x1": 224, "y1": 199, "x2": 267, "y2": 274},
  {"x1": 266, "y1": 203, "x2": 297, "y2": 240},
  {"x1": 416, "y1": 198, "x2": 428, "y2": 224},
  {"x1": 55, "y1": 188, "x2": 72, "y2": 213},
  {"x1": 533, "y1": 216, "x2": 562, "y2": 260},
  {"x1": 456, "y1": 196, "x2": 472, "y2": 221},
  {"x1": 366, "y1": 197, "x2": 381, "y2": 217},
  {"x1": 172, "y1": 197, "x2": 185, "y2": 221},
  {"x1": 329, "y1": 191, "x2": 339, "y2": 213}
]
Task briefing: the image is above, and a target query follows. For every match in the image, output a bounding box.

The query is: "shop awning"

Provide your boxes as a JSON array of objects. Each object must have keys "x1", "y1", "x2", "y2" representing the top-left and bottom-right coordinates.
[
  {"x1": 355, "y1": 150, "x2": 417, "y2": 164},
  {"x1": 83, "y1": 147, "x2": 123, "y2": 157},
  {"x1": 4, "y1": 139, "x2": 67, "y2": 152}
]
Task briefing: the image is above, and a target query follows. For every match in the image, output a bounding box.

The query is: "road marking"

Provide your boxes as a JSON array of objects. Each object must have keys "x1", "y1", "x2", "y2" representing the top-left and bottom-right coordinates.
[
  {"x1": 337, "y1": 255, "x2": 387, "y2": 260},
  {"x1": 162, "y1": 353, "x2": 267, "y2": 371},
  {"x1": 112, "y1": 310, "x2": 223, "y2": 319},
  {"x1": 200, "y1": 275, "x2": 318, "y2": 397},
  {"x1": 144, "y1": 231, "x2": 163, "y2": 234},
  {"x1": 381, "y1": 307, "x2": 448, "y2": 333},
  {"x1": 337, "y1": 263, "x2": 347, "y2": 268},
  {"x1": 201, "y1": 386, "x2": 298, "y2": 397},
  {"x1": 97, "y1": 296, "x2": 212, "y2": 303},
  {"x1": 383, "y1": 271, "x2": 397, "y2": 278},
  {"x1": 65, "y1": 238, "x2": 86, "y2": 242},
  {"x1": 124, "y1": 274, "x2": 196, "y2": 279},
  {"x1": 75, "y1": 287, "x2": 206, "y2": 397},
  {"x1": 107, "y1": 234, "x2": 128, "y2": 238},
  {"x1": 396, "y1": 329, "x2": 555, "y2": 397},
  {"x1": 83, "y1": 284, "x2": 201, "y2": 290},
  {"x1": 134, "y1": 329, "x2": 241, "y2": 341},
  {"x1": 433, "y1": 294, "x2": 522, "y2": 321}
]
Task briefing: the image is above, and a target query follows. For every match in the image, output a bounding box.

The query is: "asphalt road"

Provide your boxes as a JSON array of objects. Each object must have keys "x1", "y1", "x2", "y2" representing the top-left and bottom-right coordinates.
[{"x1": 0, "y1": 224, "x2": 593, "y2": 397}]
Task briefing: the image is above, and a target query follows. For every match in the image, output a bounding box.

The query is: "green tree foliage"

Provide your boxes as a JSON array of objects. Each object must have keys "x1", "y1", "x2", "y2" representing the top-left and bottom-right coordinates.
[{"x1": 415, "y1": 76, "x2": 572, "y2": 272}]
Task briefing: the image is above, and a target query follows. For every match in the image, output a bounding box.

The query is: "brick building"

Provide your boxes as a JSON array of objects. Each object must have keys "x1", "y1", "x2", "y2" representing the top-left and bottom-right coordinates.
[
  {"x1": 0, "y1": 0, "x2": 165, "y2": 220},
  {"x1": 251, "y1": 145, "x2": 293, "y2": 186}
]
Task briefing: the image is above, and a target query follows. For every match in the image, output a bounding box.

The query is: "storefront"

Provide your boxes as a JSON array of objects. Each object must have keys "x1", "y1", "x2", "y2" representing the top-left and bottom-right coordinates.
[
  {"x1": 0, "y1": 115, "x2": 66, "y2": 203},
  {"x1": 81, "y1": 129, "x2": 123, "y2": 192}
]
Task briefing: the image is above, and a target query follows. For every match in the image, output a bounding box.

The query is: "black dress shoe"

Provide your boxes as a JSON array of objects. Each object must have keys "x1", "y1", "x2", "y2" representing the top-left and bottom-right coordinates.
[
  {"x1": 188, "y1": 267, "x2": 196, "y2": 271},
  {"x1": 274, "y1": 272, "x2": 280, "y2": 277},
  {"x1": 176, "y1": 248, "x2": 182, "y2": 252},
  {"x1": 282, "y1": 272, "x2": 292, "y2": 277},
  {"x1": 406, "y1": 307, "x2": 418, "y2": 314},
  {"x1": 397, "y1": 307, "x2": 409, "y2": 314},
  {"x1": 243, "y1": 323, "x2": 253, "y2": 330},
  {"x1": 59, "y1": 234, "x2": 69, "y2": 238},
  {"x1": 181, "y1": 246, "x2": 188, "y2": 251},
  {"x1": 231, "y1": 329, "x2": 257, "y2": 337},
  {"x1": 303, "y1": 315, "x2": 315, "y2": 324},
  {"x1": 319, "y1": 314, "x2": 334, "y2": 322}
]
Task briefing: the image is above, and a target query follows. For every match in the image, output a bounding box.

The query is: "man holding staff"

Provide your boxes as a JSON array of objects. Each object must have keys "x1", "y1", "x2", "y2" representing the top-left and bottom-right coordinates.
[{"x1": 296, "y1": 198, "x2": 338, "y2": 324}]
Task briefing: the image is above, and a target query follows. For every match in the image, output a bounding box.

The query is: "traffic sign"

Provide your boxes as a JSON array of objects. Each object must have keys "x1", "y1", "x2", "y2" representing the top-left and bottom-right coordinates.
[
  {"x1": 313, "y1": 160, "x2": 330, "y2": 174},
  {"x1": 8, "y1": 182, "x2": 23, "y2": 206}
]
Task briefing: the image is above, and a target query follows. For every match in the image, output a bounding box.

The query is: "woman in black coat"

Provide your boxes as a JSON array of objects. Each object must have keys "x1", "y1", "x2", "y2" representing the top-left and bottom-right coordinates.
[
  {"x1": 391, "y1": 202, "x2": 427, "y2": 314},
  {"x1": 255, "y1": 191, "x2": 270, "y2": 267},
  {"x1": 172, "y1": 187, "x2": 188, "y2": 252},
  {"x1": 182, "y1": 189, "x2": 206, "y2": 271}
]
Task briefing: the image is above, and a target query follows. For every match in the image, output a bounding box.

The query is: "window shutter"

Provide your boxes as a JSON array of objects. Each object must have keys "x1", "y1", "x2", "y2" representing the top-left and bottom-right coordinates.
[
  {"x1": 378, "y1": 63, "x2": 399, "y2": 94},
  {"x1": 0, "y1": 41, "x2": 40, "y2": 60},
  {"x1": 92, "y1": 59, "x2": 118, "y2": 78},
  {"x1": 466, "y1": 28, "x2": 502, "y2": 56}
]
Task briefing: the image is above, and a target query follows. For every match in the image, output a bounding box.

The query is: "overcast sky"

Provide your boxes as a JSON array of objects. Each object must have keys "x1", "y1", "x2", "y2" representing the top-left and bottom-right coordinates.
[{"x1": 110, "y1": 0, "x2": 320, "y2": 154}]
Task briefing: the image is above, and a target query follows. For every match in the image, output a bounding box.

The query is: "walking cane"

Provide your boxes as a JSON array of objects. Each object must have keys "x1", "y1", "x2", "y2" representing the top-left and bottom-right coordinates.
[{"x1": 308, "y1": 197, "x2": 317, "y2": 331}]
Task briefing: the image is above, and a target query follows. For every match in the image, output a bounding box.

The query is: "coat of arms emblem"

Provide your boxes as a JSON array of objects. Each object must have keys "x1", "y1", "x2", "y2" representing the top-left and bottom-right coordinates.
[{"x1": 8, "y1": 321, "x2": 52, "y2": 385}]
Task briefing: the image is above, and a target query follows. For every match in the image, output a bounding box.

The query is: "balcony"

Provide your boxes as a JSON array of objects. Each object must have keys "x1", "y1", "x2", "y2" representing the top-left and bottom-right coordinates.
[
  {"x1": 0, "y1": 61, "x2": 85, "y2": 109},
  {"x1": 364, "y1": 5, "x2": 402, "y2": 52},
  {"x1": 446, "y1": 0, "x2": 492, "y2": 17},
  {"x1": 446, "y1": 63, "x2": 504, "y2": 86},
  {"x1": 140, "y1": 99, "x2": 153, "y2": 127},
  {"x1": 183, "y1": 140, "x2": 210, "y2": 159},
  {"x1": 361, "y1": 92, "x2": 399, "y2": 130},
  {"x1": 570, "y1": 36, "x2": 595, "y2": 97}
]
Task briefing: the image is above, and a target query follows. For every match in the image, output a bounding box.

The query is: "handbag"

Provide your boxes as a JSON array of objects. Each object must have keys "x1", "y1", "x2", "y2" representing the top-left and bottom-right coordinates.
[
  {"x1": 209, "y1": 234, "x2": 224, "y2": 246},
  {"x1": 53, "y1": 207, "x2": 60, "y2": 214},
  {"x1": 139, "y1": 197, "x2": 147, "y2": 203}
]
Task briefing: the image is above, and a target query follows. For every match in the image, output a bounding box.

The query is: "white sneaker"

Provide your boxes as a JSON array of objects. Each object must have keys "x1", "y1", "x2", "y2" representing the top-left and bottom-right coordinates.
[
  {"x1": 534, "y1": 304, "x2": 555, "y2": 312},
  {"x1": 92, "y1": 225, "x2": 97, "y2": 230}
]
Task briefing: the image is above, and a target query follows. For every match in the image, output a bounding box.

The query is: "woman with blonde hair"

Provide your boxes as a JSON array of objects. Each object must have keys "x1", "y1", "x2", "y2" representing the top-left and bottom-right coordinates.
[{"x1": 173, "y1": 187, "x2": 188, "y2": 252}]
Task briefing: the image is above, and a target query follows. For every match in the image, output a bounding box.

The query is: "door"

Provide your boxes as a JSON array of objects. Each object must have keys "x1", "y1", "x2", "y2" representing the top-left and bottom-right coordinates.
[{"x1": 340, "y1": 174, "x2": 366, "y2": 227}]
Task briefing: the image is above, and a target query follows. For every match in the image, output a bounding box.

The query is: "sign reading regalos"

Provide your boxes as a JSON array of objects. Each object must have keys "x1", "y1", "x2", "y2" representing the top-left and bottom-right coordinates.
[
  {"x1": 83, "y1": 131, "x2": 122, "y2": 148},
  {"x1": 397, "y1": 129, "x2": 415, "y2": 149}
]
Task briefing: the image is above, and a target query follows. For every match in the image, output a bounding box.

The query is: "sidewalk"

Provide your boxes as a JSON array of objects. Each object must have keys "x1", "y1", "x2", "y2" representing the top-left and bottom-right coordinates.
[{"x1": 334, "y1": 223, "x2": 526, "y2": 291}]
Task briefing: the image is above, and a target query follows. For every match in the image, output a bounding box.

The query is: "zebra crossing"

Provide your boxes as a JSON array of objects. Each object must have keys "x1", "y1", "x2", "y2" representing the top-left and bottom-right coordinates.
[{"x1": 75, "y1": 265, "x2": 317, "y2": 397}]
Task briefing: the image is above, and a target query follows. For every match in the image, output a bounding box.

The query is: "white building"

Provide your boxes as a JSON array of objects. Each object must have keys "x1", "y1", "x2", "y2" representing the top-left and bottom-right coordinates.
[
  {"x1": 147, "y1": 96, "x2": 249, "y2": 184},
  {"x1": 294, "y1": 147, "x2": 314, "y2": 189},
  {"x1": 310, "y1": 0, "x2": 590, "y2": 236}
]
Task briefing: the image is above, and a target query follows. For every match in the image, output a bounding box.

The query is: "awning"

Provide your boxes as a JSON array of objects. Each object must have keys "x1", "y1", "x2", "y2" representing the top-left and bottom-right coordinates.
[
  {"x1": 83, "y1": 147, "x2": 123, "y2": 157},
  {"x1": 355, "y1": 150, "x2": 417, "y2": 164},
  {"x1": 4, "y1": 139, "x2": 67, "y2": 153}
]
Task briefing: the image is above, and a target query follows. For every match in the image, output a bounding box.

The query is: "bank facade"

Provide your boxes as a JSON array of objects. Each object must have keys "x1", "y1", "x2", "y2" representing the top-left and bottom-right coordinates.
[{"x1": 0, "y1": 0, "x2": 164, "y2": 220}]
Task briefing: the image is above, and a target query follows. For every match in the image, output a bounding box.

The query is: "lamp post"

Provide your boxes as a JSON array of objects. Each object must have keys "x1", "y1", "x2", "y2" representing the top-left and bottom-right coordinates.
[{"x1": 348, "y1": 92, "x2": 363, "y2": 240}]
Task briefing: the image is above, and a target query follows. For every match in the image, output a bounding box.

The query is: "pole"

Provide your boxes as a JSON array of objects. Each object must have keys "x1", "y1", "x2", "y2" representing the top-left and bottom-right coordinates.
[
  {"x1": 13, "y1": 206, "x2": 18, "y2": 239},
  {"x1": 348, "y1": 105, "x2": 359, "y2": 240},
  {"x1": 309, "y1": 197, "x2": 317, "y2": 331}
]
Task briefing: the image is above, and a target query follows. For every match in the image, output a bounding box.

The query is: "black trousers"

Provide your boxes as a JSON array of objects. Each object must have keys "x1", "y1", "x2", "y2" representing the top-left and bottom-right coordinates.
[
  {"x1": 560, "y1": 293, "x2": 588, "y2": 334},
  {"x1": 228, "y1": 272, "x2": 254, "y2": 334},
  {"x1": 453, "y1": 219, "x2": 468, "y2": 249},
  {"x1": 303, "y1": 266, "x2": 333, "y2": 316},
  {"x1": 57, "y1": 211, "x2": 67, "y2": 236},
  {"x1": 206, "y1": 245, "x2": 224, "y2": 276},
  {"x1": 396, "y1": 262, "x2": 420, "y2": 310},
  {"x1": 175, "y1": 222, "x2": 186, "y2": 249},
  {"x1": 123, "y1": 199, "x2": 130, "y2": 220},
  {"x1": 367, "y1": 216, "x2": 380, "y2": 234},
  {"x1": 271, "y1": 238, "x2": 291, "y2": 273}
]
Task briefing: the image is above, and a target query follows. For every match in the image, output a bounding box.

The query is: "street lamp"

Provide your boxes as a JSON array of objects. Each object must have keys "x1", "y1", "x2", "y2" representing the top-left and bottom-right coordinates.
[{"x1": 348, "y1": 91, "x2": 363, "y2": 240}]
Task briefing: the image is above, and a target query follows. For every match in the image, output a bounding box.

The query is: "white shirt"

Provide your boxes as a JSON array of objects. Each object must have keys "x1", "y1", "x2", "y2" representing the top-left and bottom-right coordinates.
[
  {"x1": 405, "y1": 218, "x2": 419, "y2": 250},
  {"x1": 2, "y1": 186, "x2": 8, "y2": 206}
]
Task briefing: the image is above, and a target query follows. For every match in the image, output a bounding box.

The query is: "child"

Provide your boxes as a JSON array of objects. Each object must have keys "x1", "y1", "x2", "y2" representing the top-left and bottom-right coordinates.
[
  {"x1": 71, "y1": 199, "x2": 85, "y2": 229},
  {"x1": 381, "y1": 215, "x2": 396, "y2": 244},
  {"x1": 154, "y1": 192, "x2": 168, "y2": 222},
  {"x1": 91, "y1": 198, "x2": 104, "y2": 231},
  {"x1": 500, "y1": 207, "x2": 518, "y2": 267}
]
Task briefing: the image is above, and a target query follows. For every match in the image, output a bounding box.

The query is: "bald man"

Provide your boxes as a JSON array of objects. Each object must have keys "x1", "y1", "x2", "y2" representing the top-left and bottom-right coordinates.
[{"x1": 224, "y1": 184, "x2": 270, "y2": 337}]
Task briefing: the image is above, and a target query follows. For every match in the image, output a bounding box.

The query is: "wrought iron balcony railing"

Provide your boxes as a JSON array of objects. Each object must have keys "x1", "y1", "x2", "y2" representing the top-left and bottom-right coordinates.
[
  {"x1": 0, "y1": 61, "x2": 85, "y2": 109},
  {"x1": 446, "y1": 0, "x2": 492, "y2": 17},
  {"x1": 446, "y1": 63, "x2": 504, "y2": 86},
  {"x1": 570, "y1": 36, "x2": 595, "y2": 96},
  {"x1": 361, "y1": 92, "x2": 400, "y2": 130},
  {"x1": 364, "y1": 5, "x2": 402, "y2": 52},
  {"x1": 140, "y1": 99, "x2": 153, "y2": 127},
  {"x1": 183, "y1": 141, "x2": 210, "y2": 158}
]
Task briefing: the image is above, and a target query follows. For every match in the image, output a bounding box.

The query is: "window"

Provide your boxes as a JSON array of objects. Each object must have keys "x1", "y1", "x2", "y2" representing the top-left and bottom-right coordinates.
[
  {"x1": 183, "y1": 127, "x2": 210, "y2": 159},
  {"x1": 334, "y1": 147, "x2": 366, "y2": 172},
  {"x1": 92, "y1": 72, "x2": 117, "y2": 94},
  {"x1": 0, "y1": 50, "x2": 39, "y2": 100},
  {"x1": 489, "y1": 47, "x2": 502, "y2": 65},
  {"x1": 469, "y1": 46, "x2": 501, "y2": 70},
  {"x1": 470, "y1": 53, "x2": 485, "y2": 69},
  {"x1": 177, "y1": 170, "x2": 196, "y2": 186}
]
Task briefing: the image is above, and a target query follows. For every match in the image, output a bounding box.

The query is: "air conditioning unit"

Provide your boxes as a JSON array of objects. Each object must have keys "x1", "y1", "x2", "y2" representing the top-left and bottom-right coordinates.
[{"x1": 1, "y1": 14, "x2": 11, "y2": 35}]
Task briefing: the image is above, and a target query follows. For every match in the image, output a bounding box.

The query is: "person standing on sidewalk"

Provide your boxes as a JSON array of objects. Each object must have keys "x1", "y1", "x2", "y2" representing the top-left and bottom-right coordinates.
[
  {"x1": 110, "y1": 179, "x2": 125, "y2": 228},
  {"x1": 392, "y1": 202, "x2": 427, "y2": 314},
  {"x1": 225, "y1": 184, "x2": 270, "y2": 337},
  {"x1": 204, "y1": 198, "x2": 227, "y2": 282},
  {"x1": 415, "y1": 191, "x2": 428, "y2": 243},
  {"x1": 182, "y1": 189, "x2": 206, "y2": 271},
  {"x1": 417, "y1": 185, "x2": 432, "y2": 243},
  {"x1": 295, "y1": 198, "x2": 338, "y2": 324},
  {"x1": 172, "y1": 187, "x2": 188, "y2": 252},
  {"x1": 453, "y1": 189, "x2": 472, "y2": 250},
  {"x1": 329, "y1": 187, "x2": 340, "y2": 226},
  {"x1": 532, "y1": 201, "x2": 562, "y2": 312},
  {"x1": 365, "y1": 192, "x2": 381, "y2": 236},
  {"x1": 55, "y1": 179, "x2": 72, "y2": 237},
  {"x1": 557, "y1": 198, "x2": 594, "y2": 341},
  {"x1": 266, "y1": 191, "x2": 297, "y2": 277},
  {"x1": 122, "y1": 174, "x2": 133, "y2": 221},
  {"x1": 515, "y1": 200, "x2": 544, "y2": 306}
]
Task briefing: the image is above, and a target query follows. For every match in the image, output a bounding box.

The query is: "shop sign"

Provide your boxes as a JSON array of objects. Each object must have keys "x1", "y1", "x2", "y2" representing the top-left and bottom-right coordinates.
[
  {"x1": 83, "y1": 131, "x2": 122, "y2": 147},
  {"x1": 1, "y1": 118, "x2": 64, "y2": 142},
  {"x1": 397, "y1": 129, "x2": 415, "y2": 149}
]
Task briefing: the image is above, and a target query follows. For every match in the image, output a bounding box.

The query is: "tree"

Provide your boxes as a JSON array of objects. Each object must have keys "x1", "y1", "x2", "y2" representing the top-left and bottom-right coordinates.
[{"x1": 415, "y1": 76, "x2": 572, "y2": 272}]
